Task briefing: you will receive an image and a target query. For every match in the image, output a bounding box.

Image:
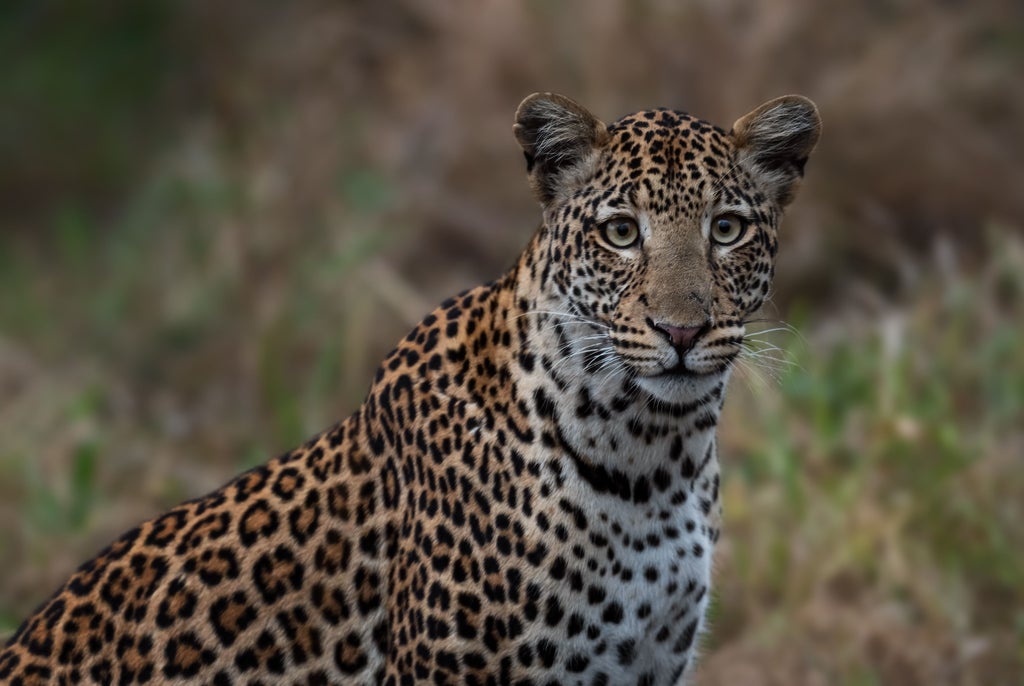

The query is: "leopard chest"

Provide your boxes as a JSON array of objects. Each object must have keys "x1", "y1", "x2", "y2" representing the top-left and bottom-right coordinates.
[{"x1": 521, "y1": 484, "x2": 716, "y2": 684}]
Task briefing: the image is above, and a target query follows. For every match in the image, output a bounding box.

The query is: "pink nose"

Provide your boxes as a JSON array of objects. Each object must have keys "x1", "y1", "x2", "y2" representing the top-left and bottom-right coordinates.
[{"x1": 652, "y1": 321, "x2": 704, "y2": 352}]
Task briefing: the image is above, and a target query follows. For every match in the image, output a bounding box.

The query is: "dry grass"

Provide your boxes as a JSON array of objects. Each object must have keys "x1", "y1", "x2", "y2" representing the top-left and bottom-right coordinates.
[
  {"x1": 702, "y1": 231, "x2": 1024, "y2": 684},
  {"x1": 1, "y1": 1, "x2": 1022, "y2": 682}
]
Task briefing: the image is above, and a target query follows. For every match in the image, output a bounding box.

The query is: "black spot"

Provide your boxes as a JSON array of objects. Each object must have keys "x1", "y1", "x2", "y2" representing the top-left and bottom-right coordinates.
[
  {"x1": 633, "y1": 477, "x2": 651, "y2": 504},
  {"x1": 333, "y1": 632, "x2": 368, "y2": 674},
  {"x1": 566, "y1": 612, "x2": 585, "y2": 638},
  {"x1": 617, "y1": 638, "x2": 637, "y2": 666},
  {"x1": 163, "y1": 631, "x2": 215, "y2": 679},
  {"x1": 252, "y1": 545, "x2": 303, "y2": 603},
  {"x1": 673, "y1": 617, "x2": 699, "y2": 654},
  {"x1": 566, "y1": 653, "x2": 590, "y2": 672},
  {"x1": 238, "y1": 500, "x2": 280, "y2": 547},
  {"x1": 209, "y1": 591, "x2": 257, "y2": 647},
  {"x1": 602, "y1": 602, "x2": 624, "y2": 624},
  {"x1": 271, "y1": 467, "x2": 305, "y2": 501},
  {"x1": 544, "y1": 596, "x2": 564, "y2": 627},
  {"x1": 536, "y1": 639, "x2": 557, "y2": 668}
]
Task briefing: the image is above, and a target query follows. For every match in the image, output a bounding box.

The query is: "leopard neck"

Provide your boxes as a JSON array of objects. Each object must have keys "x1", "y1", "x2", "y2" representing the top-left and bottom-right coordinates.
[{"x1": 504, "y1": 246, "x2": 728, "y2": 508}]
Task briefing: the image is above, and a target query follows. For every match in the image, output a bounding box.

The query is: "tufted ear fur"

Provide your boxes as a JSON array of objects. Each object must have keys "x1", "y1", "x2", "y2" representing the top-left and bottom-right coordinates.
[
  {"x1": 514, "y1": 93, "x2": 610, "y2": 204},
  {"x1": 732, "y1": 95, "x2": 821, "y2": 207}
]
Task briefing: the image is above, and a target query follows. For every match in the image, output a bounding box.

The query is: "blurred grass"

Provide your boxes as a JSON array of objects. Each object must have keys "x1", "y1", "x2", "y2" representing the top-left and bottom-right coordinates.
[
  {"x1": 0, "y1": 1, "x2": 1022, "y2": 683},
  {"x1": 710, "y1": 231, "x2": 1024, "y2": 684},
  {"x1": 0, "y1": 1, "x2": 176, "y2": 218}
]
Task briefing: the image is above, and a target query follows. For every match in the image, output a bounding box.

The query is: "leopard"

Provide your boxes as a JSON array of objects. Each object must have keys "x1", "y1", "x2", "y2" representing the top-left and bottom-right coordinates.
[{"x1": 0, "y1": 91, "x2": 820, "y2": 686}]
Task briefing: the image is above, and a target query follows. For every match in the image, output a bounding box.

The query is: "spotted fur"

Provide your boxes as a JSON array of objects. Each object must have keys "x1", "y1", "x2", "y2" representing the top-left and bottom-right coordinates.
[{"x1": 0, "y1": 93, "x2": 820, "y2": 685}]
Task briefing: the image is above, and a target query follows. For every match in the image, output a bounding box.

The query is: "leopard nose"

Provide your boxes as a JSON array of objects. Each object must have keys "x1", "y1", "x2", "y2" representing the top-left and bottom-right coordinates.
[{"x1": 649, "y1": 319, "x2": 705, "y2": 352}]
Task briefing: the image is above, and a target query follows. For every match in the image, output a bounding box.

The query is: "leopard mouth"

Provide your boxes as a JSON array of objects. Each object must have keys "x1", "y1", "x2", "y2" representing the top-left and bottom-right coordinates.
[
  {"x1": 655, "y1": 342, "x2": 732, "y2": 379},
  {"x1": 660, "y1": 361, "x2": 693, "y2": 377},
  {"x1": 656, "y1": 361, "x2": 717, "y2": 379},
  {"x1": 657, "y1": 345, "x2": 702, "y2": 378}
]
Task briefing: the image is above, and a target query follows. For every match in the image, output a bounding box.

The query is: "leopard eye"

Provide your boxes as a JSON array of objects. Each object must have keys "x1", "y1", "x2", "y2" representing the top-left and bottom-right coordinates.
[
  {"x1": 601, "y1": 217, "x2": 640, "y2": 248},
  {"x1": 711, "y1": 214, "x2": 747, "y2": 246}
]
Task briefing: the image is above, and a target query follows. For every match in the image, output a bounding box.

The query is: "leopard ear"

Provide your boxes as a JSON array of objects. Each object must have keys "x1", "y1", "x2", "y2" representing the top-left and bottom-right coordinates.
[
  {"x1": 514, "y1": 93, "x2": 609, "y2": 204},
  {"x1": 732, "y1": 95, "x2": 821, "y2": 207}
]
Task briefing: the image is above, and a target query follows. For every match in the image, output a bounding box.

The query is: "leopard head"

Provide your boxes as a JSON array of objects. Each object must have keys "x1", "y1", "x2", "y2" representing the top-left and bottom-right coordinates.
[{"x1": 514, "y1": 92, "x2": 820, "y2": 396}]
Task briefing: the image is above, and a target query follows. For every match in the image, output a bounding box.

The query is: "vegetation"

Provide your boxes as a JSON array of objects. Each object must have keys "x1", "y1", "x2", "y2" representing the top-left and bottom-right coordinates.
[
  {"x1": 0, "y1": 1, "x2": 1021, "y2": 682},
  {"x1": 708, "y1": 230, "x2": 1024, "y2": 683}
]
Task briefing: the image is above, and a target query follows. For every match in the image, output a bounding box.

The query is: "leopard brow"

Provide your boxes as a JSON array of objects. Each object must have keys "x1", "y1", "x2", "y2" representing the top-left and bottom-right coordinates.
[
  {"x1": 714, "y1": 203, "x2": 752, "y2": 218},
  {"x1": 594, "y1": 206, "x2": 637, "y2": 223},
  {"x1": 704, "y1": 182, "x2": 753, "y2": 218}
]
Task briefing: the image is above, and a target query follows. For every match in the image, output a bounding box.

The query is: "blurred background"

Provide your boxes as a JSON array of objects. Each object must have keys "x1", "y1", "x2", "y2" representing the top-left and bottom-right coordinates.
[{"x1": 1, "y1": 1, "x2": 1022, "y2": 683}]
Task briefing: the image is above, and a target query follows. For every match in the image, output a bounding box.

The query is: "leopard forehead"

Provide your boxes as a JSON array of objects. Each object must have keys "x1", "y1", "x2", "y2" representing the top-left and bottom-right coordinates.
[
  {"x1": 607, "y1": 109, "x2": 730, "y2": 166},
  {"x1": 595, "y1": 109, "x2": 751, "y2": 217}
]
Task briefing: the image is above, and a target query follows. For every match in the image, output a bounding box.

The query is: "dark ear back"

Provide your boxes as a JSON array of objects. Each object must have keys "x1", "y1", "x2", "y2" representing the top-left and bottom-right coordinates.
[
  {"x1": 732, "y1": 95, "x2": 821, "y2": 207},
  {"x1": 514, "y1": 93, "x2": 609, "y2": 204}
]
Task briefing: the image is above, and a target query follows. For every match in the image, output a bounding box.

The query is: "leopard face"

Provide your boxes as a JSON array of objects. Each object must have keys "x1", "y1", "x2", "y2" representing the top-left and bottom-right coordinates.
[{"x1": 515, "y1": 94, "x2": 819, "y2": 399}]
